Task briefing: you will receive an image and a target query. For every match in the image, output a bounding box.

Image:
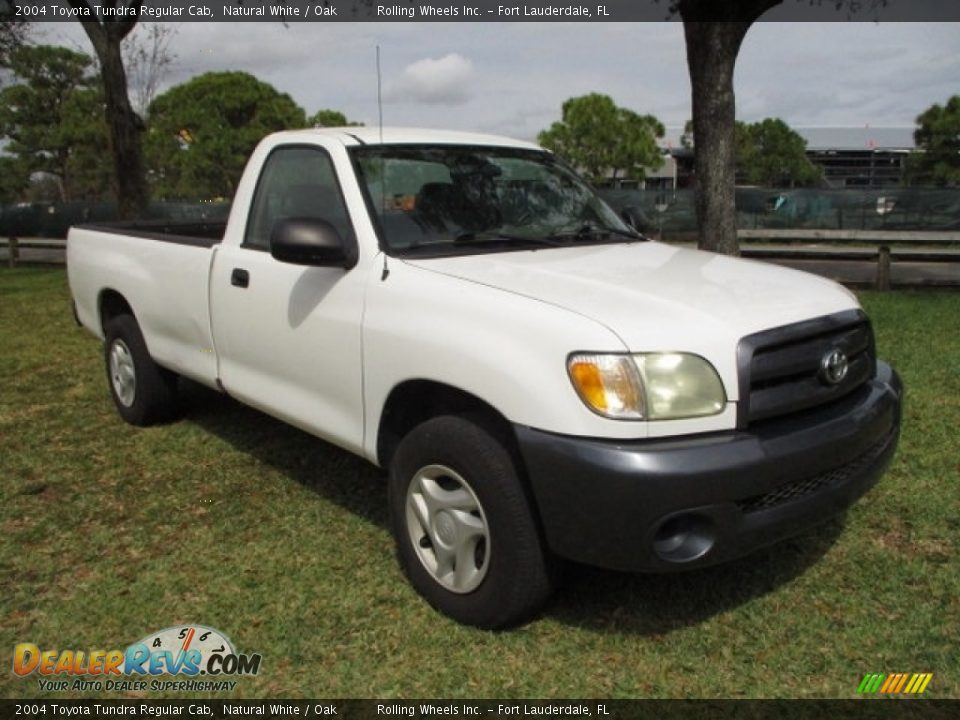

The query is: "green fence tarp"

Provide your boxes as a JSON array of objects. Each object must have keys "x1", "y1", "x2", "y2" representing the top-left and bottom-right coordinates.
[
  {"x1": 600, "y1": 187, "x2": 960, "y2": 234},
  {"x1": 2, "y1": 188, "x2": 958, "y2": 239},
  {"x1": 0, "y1": 201, "x2": 231, "y2": 239}
]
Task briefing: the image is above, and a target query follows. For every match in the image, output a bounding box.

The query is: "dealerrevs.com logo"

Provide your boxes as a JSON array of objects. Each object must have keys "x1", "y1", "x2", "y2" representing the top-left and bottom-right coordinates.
[{"x1": 12, "y1": 625, "x2": 262, "y2": 693}]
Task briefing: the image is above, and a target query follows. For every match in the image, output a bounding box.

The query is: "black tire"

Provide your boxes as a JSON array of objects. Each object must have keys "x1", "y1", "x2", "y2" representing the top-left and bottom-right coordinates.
[
  {"x1": 103, "y1": 314, "x2": 178, "y2": 426},
  {"x1": 389, "y1": 415, "x2": 557, "y2": 629}
]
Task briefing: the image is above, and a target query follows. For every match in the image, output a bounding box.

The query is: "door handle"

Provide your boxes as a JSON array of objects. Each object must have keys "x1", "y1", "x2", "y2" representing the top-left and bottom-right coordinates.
[{"x1": 231, "y1": 268, "x2": 250, "y2": 288}]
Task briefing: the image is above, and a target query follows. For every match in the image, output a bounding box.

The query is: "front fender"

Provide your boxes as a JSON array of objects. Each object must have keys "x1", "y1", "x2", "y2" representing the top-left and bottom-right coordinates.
[{"x1": 360, "y1": 258, "x2": 638, "y2": 463}]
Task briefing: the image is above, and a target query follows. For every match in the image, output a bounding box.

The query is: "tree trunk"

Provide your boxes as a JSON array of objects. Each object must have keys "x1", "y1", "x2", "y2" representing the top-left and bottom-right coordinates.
[
  {"x1": 679, "y1": 3, "x2": 782, "y2": 256},
  {"x1": 682, "y1": 22, "x2": 751, "y2": 256},
  {"x1": 77, "y1": 17, "x2": 147, "y2": 219}
]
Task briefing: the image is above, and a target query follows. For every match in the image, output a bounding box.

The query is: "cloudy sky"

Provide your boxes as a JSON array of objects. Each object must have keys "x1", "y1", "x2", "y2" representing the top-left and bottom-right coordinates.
[{"x1": 39, "y1": 21, "x2": 960, "y2": 143}]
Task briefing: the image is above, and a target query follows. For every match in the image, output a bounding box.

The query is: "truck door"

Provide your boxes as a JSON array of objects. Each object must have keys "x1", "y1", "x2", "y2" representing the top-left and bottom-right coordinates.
[{"x1": 209, "y1": 144, "x2": 366, "y2": 455}]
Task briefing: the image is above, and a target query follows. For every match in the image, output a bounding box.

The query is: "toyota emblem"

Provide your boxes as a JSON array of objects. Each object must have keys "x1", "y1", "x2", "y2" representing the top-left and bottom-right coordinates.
[{"x1": 820, "y1": 349, "x2": 849, "y2": 385}]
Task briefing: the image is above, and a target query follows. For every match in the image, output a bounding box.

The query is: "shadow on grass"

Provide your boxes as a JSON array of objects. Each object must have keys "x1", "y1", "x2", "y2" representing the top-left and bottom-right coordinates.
[
  {"x1": 545, "y1": 518, "x2": 844, "y2": 635},
  {"x1": 177, "y1": 378, "x2": 846, "y2": 635},
  {"x1": 177, "y1": 379, "x2": 388, "y2": 528}
]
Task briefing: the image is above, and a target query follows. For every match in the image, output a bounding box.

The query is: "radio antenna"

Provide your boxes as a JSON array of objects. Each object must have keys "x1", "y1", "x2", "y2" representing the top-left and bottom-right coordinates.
[
  {"x1": 376, "y1": 45, "x2": 384, "y2": 144},
  {"x1": 376, "y1": 44, "x2": 389, "y2": 281}
]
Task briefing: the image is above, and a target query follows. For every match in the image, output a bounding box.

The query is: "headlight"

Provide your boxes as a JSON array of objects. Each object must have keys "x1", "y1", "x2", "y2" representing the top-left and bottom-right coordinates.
[
  {"x1": 568, "y1": 352, "x2": 726, "y2": 421},
  {"x1": 634, "y1": 353, "x2": 726, "y2": 419}
]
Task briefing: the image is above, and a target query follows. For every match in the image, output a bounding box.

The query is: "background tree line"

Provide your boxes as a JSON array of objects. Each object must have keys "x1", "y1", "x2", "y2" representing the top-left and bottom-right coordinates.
[
  {"x1": 7, "y1": 47, "x2": 951, "y2": 206},
  {"x1": 537, "y1": 94, "x2": 827, "y2": 190},
  {"x1": 2, "y1": 0, "x2": 958, "y2": 256}
]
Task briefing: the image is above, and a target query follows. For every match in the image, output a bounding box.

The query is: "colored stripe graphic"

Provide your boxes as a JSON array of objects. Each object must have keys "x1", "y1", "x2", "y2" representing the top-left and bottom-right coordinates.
[
  {"x1": 858, "y1": 672, "x2": 932, "y2": 694},
  {"x1": 857, "y1": 673, "x2": 885, "y2": 693}
]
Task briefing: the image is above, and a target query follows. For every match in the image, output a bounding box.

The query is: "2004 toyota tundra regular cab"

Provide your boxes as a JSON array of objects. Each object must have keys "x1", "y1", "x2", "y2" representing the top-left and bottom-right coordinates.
[{"x1": 68, "y1": 128, "x2": 902, "y2": 628}]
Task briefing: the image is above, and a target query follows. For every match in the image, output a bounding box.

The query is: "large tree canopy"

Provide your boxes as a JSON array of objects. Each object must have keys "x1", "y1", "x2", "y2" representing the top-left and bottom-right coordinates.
[
  {"x1": 0, "y1": 45, "x2": 111, "y2": 202},
  {"x1": 538, "y1": 93, "x2": 664, "y2": 185},
  {"x1": 146, "y1": 71, "x2": 306, "y2": 199},
  {"x1": 906, "y1": 95, "x2": 960, "y2": 186}
]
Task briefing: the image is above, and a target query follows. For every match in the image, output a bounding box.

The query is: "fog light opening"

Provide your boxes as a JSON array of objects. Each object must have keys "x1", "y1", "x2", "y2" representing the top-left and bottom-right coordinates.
[{"x1": 653, "y1": 514, "x2": 716, "y2": 563}]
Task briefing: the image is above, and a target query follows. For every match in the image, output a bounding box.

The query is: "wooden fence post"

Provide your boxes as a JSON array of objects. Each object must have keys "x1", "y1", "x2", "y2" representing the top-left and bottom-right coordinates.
[
  {"x1": 876, "y1": 245, "x2": 891, "y2": 291},
  {"x1": 7, "y1": 237, "x2": 18, "y2": 269}
]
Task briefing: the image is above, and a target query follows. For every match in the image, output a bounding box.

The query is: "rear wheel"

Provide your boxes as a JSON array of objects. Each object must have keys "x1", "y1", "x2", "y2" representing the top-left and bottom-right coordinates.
[
  {"x1": 103, "y1": 314, "x2": 178, "y2": 426},
  {"x1": 389, "y1": 415, "x2": 557, "y2": 628}
]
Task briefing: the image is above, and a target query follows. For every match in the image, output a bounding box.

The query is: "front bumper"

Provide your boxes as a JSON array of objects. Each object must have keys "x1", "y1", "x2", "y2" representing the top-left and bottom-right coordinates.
[{"x1": 516, "y1": 361, "x2": 902, "y2": 572}]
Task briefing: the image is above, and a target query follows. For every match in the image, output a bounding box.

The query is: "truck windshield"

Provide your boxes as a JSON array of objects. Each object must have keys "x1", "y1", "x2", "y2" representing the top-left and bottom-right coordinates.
[{"x1": 350, "y1": 144, "x2": 640, "y2": 256}]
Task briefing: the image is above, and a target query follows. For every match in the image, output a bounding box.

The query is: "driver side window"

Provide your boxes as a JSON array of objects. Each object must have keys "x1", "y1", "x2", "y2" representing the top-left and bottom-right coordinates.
[{"x1": 245, "y1": 146, "x2": 353, "y2": 250}]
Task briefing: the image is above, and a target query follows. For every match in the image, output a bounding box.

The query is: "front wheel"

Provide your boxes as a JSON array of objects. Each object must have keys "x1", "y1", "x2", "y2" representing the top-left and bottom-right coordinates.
[{"x1": 389, "y1": 415, "x2": 557, "y2": 629}]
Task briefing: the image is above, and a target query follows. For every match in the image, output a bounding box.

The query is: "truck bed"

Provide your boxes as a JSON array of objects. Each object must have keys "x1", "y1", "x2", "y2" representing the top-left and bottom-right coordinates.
[
  {"x1": 72, "y1": 220, "x2": 227, "y2": 248},
  {"x1": 67, "y1": 222, "x2": 223, "y2": 390}
]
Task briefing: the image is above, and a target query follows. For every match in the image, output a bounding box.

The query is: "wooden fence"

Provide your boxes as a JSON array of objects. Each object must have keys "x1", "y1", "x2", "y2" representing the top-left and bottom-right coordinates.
[
  {"x1": 1, "y1": 237, "x2": 67, "y2": 269},
  {"x1": 737, "y1": 229, "x2": 960, "y2": 290}
]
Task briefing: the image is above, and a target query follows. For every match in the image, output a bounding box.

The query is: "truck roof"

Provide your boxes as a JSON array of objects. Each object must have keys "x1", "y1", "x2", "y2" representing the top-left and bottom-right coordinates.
[{"x1": 268, "y1": 126, "x2": 544, "y2": 150}]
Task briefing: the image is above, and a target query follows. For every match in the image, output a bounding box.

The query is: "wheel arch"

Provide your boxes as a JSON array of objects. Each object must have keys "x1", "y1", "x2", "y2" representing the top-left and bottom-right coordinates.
[
  {"x1": 376, "y1": 379, "x2": 520, "y2": 471},
  {"x1": 98, "y1": 288, "x2": 136, "y2": 335}
]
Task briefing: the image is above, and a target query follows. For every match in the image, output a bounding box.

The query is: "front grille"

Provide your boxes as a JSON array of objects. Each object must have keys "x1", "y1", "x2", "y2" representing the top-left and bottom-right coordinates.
[
  {"x1": 738, "y1": 310, "x2": 876, "y2": 426},
  {"x1": 736, "y1": 429, "x2": 893, "y2": 514}
]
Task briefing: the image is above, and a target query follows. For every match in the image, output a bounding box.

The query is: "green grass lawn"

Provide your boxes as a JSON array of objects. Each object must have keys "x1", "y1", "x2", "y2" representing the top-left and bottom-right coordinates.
[{"x1": 1, "y1": 267, "x2": 958, "y2": 699}]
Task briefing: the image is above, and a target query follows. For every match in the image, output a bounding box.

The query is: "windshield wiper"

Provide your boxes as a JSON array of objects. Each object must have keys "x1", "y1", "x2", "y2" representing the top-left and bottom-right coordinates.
[
  {"x1": 395, "y1": 231, "x2": 565, "y2": 258},
  {"x1": 453, "y1": 231, "x2": 565, "y2": 248},
  {"x1": 549, "y1": 223, "x2": 646, "y2": 243}
]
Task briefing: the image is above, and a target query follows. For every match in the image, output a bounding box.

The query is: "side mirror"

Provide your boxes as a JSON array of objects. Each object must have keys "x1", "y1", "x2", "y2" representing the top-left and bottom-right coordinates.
[
  {"x1": 621, "y1": 205, "x2": 651, "y2": 234},
  {"x1": 270, "y1": 218, "x2": 357, "y2": 268}
]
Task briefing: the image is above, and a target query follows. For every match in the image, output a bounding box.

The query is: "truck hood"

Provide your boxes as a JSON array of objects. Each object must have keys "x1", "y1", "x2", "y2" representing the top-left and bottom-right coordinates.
[{"x1": 404, "y1": 242, "x2": 859, "y2": 399}]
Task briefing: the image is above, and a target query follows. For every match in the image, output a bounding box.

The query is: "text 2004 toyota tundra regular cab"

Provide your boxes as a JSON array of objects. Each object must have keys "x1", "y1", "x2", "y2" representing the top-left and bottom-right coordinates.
[{"x1": 68, "y1": 128, "x2": 902, "y2": 628}]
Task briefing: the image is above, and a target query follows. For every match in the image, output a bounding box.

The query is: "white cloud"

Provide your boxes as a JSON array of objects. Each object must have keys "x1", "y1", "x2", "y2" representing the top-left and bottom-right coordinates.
[{"x1": 386, "y1": 53, "x2": 474, "y2": 106}]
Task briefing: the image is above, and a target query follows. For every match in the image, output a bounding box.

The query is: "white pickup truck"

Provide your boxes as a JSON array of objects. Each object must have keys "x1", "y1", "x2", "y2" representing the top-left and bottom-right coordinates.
[{"x1": 68, "y1": 128, "x2": 902, "y2": 628}]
